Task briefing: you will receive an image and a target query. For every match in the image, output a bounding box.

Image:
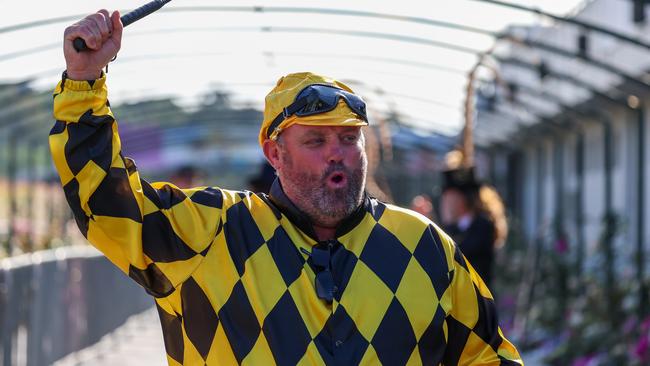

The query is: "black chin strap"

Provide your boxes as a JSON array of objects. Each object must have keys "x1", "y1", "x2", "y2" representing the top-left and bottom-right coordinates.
[{"x1": 266, "y1": 95, "x2": 313, "y2": 139}]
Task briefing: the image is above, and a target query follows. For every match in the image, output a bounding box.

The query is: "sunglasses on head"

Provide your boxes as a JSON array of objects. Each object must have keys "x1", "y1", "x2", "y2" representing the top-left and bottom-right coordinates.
[
  {"x1": 301, "y1": 245, "x2": 336, "y2": 302},
  {"x1": 267, "y1": 84, "x2": 368, "y2": 139}
]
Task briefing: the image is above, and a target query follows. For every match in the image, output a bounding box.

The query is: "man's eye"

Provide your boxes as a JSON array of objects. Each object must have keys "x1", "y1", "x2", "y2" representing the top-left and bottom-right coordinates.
[
  {"x1": 306, "y1": 138, "x2": 324, "y2": 145},
  {"x1": 342, "y1": 135, "x2": 358, "y2": 143}
]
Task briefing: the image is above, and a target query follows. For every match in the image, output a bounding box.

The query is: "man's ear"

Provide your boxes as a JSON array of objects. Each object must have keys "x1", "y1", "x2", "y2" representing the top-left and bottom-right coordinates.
[{"x1": 262, "y1": 139, "x2": 281, "y2": 170}]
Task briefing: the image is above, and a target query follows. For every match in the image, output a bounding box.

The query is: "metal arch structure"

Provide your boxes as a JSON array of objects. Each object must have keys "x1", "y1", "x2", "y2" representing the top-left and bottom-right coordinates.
[
  {"x1": 2, "y1": 7, "x2": 645, "y2": 164},
  {"x1": 2, "y1": 4, "x2": 648, "y2": 165},
  {"x1": 3, "y1": 5, "x2": 649, "y2": 90},
  {"x1": 494, "y1": 56, "x2": 634, "y2": 106},
  {"x1": 5, "y1": 2, "x2": 650, "y2": 54},
  {"x1": 2, "y1": 27, "x2": 646, "y2": 131},
  {"x1": 471, "y1": 0, "x2": 650, "y2": 51},
  {"x1": 4, "y1": 6, "x2": 649, "y2": 91}
]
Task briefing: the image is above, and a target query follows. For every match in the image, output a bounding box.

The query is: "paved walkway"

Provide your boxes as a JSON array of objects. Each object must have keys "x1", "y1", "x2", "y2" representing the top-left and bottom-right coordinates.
[{"x1": 53, "y1": 307, "x2": 167, "y2": 366}]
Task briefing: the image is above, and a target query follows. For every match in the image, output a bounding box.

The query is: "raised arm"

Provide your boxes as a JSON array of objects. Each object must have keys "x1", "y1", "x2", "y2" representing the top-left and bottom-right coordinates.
[{"x1": 50, "y1": 11, "x2": 223, "y2": 297}]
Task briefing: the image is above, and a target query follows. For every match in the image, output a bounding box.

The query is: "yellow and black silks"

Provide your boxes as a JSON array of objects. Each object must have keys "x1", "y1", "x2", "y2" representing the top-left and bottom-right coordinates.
[{"x1": 50, "y1": 74, "x2": 522, "y2": 366}]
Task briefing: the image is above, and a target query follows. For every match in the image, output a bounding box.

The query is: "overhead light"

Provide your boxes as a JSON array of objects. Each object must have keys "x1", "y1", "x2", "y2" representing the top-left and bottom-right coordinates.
[
  {"x1": 578, "y1": 32, "x2": 588, "y2": 58},
  {"x1": 507, "y1": 82, "x2": 518, "y2": 102},
  {"x1": 628, "y1": 95, "x2": 640, "y2": 109},
  {"x1": 538, "y1": 61, "x2": 549, "y2": 80}
]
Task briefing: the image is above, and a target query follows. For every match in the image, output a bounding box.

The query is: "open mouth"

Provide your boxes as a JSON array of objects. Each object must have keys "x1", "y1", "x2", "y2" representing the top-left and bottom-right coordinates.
[{"x1": 327, "y1": 172, "x2": 348, "y2": 187}]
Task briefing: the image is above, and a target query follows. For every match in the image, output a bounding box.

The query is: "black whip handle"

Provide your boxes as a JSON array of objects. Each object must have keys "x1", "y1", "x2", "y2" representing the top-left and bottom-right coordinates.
[{"x1": 73, "y1": 0, "x2": 171, "y2": 52}]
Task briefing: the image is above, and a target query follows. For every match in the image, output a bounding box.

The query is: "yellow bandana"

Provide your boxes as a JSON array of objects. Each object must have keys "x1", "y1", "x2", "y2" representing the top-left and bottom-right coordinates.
[{"x1": 259, "y1": 72, "x2": 368, "y2": 146}]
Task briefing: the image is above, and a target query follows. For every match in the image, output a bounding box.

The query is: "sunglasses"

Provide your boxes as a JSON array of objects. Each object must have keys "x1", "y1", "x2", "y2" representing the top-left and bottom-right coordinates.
[
  {"x1": 267, "y1": 84, "x2": 368, "y2": 139},
  {"x1": 301, "y1": 245, "x2": 336, "y2": 302}
]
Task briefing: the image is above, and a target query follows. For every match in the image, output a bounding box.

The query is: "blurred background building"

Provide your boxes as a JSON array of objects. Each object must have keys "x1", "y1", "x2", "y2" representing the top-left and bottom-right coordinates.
[{"x1": 1, "y1": 0, "x2": 649, "y2": 364}]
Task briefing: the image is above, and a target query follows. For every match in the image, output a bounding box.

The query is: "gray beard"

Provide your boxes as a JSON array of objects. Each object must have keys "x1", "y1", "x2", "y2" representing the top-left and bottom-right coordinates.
[{"x1": 280, "y1": 158, "x2": 367, "y2": 227}]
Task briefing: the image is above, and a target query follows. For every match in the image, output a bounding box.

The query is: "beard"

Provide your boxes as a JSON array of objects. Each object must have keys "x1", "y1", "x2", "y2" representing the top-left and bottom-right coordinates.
[{"x1": 280, "y1": 155, "x2": 367, "y2": 227}]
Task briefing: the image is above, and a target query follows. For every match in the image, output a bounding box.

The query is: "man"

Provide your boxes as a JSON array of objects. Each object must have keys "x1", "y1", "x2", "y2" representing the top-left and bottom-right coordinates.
[{"x1": 50, "y1": 10, "x2": 522, "y2": 365}]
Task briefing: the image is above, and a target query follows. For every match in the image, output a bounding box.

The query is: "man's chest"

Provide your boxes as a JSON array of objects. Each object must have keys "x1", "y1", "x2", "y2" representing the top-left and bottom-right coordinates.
[{"x1": 157, "y1": 224, "x2": 451, "y2": 365}]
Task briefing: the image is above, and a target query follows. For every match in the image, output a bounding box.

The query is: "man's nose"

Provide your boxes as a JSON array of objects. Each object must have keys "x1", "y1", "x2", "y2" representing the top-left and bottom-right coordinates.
[{"x1": 327, "y1": 141, "x2": 344, "y2": 164}]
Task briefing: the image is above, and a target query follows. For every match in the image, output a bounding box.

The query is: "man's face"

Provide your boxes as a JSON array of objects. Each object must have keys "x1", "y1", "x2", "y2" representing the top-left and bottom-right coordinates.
[{"x1": 266, "y1": 124, "x2": 367, "y2": 227}]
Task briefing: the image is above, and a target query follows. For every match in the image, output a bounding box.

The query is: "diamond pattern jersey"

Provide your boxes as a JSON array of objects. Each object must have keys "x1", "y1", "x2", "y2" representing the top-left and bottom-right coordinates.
[{"x1": 50, "y1": 75, "x2": 523, "y2": 365}]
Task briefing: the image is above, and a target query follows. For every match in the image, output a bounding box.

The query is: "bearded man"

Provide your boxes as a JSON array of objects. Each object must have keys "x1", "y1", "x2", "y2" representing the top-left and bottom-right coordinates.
[{"x1": 50, "y1": 10, "x2": 522, "y2": 366}]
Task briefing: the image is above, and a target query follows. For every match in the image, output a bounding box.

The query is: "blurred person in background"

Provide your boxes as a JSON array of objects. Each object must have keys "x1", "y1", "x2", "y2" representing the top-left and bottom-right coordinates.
[
  {"x1": 247, "y1": 160, "x2": 276, "y2": 194},
  {"x1": 50, "y1": 10, "x2": 521, "y2": 365},
  {"x1": 169, "y1": 165, "x2": 204, "y2": 189},
  {"x1": 440, "y1": 166, "x2": 508, "y2": 287},
  {"x1": 409, "y1": 194, "x2": 435, "y2": 221}
]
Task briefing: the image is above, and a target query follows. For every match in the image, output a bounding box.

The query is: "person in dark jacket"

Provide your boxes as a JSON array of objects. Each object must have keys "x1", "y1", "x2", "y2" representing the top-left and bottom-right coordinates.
[{"x1": 441, "y1": 167, "x2": 497, "y2": 287}]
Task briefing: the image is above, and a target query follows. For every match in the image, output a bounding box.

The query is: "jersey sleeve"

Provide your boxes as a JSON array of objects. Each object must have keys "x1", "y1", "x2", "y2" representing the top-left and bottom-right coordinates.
[{"x1": 50, "y1": 74, "x2": 224, "y2": 297}]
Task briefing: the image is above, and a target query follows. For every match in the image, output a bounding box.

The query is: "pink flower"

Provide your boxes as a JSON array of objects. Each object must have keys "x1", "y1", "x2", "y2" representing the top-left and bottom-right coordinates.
[
  {"x1": 572, "y1": 355, "x2": 595, "y2": 366},
  {"x1": 634, "y1": 336, "x2": 649, "y2": 360},
  {"x1": 554, "y1": 238, "x2": 568, "y2": 254}
]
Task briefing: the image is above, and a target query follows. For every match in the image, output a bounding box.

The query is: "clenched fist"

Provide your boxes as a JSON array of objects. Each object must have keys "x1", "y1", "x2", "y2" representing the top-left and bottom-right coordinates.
[{"x1": 64, "y1": 10, "x2": 123, "y2": 80}]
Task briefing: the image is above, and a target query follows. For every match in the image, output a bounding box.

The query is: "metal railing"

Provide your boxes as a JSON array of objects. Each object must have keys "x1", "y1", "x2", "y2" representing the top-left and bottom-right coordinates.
[{"x1": 0, "y1": 246, "x2": 153, "y2": 366}]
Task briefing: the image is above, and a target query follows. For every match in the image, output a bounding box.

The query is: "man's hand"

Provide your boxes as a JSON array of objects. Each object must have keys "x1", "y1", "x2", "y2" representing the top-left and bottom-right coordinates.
[{"x1": 63, "y1": 10, "x2": 123, "y2": 80}]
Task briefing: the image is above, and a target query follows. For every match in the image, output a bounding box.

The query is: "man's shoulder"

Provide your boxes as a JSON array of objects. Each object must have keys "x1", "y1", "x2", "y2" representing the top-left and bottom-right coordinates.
[
  {"x1": 369, "y1": 199, "x2": 454, "y2": 250},
  {"x1": 376, "y1": 201, "x2": 430, "y2": 225},
  {"x1": 368, "y1": 199, "x2": 456, "y2": 277},
  {"x1": 371, "y1": 199, "x2": 437, "y2": 230},
  {"x1": 146, "y1": 184, "x2": 272, "y2": 212},
  {"x1": 206, "y1": 188, "x2": 275, "y2": 211}
]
